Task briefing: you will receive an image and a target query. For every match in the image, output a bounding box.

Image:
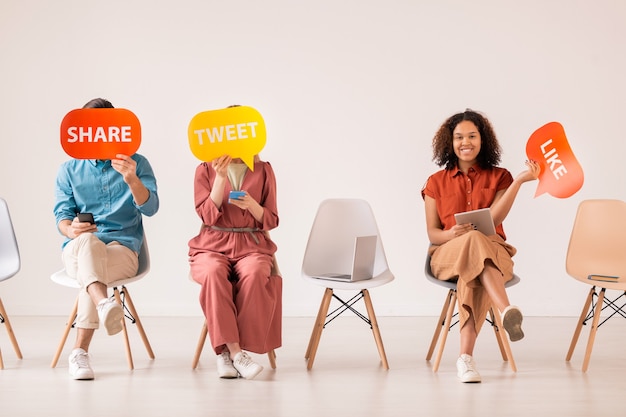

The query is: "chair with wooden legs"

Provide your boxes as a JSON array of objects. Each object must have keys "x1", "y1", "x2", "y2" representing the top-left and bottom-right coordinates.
[
  {"x1": 0, "y1": 197, "x2": 23, "y2": 369},
  {"x1": 50, "y1": 237, "x2": 154, "y2": 370},
  {"x1": 564, "y1": 199, "x2": 626, "y2": 371},
  {"x1": 0, "y1": 198, "x2": 22, "y2": 369},
  {"x1": 301, "y1": 199, "x2": 394, "y2": 370},
  {"x1": 425, "y1": 255, "x2": 519, "y2": 372}
]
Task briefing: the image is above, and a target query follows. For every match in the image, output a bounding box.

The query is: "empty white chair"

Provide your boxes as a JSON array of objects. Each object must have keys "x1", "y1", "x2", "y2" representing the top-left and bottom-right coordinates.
[
  {"x1": 0, "y1": 197, "x2": 23, "y2": 369},
  {"x1": 301, "y1": 198, "x2": 394, "y2": 370}
]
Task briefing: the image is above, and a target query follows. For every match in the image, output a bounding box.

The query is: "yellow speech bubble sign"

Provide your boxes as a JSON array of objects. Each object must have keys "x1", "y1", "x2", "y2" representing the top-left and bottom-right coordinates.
[{"x1": 188, "y1": 106, "x2": 266, "y2": 170}]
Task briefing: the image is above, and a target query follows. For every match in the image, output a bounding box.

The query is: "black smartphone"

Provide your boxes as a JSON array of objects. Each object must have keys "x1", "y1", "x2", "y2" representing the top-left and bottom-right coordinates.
[{"x1": 77, "y1": 212, "x2": 95, "y2": 224}]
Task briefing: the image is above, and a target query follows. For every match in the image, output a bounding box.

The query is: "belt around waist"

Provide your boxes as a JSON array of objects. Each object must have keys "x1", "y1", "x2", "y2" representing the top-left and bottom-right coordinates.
[{"x1": 208, "y1": 226, "x2": 261, "y2": 244}]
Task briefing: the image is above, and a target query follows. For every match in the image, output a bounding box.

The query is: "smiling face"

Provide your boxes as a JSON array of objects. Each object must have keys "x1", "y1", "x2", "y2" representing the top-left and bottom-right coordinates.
[{"x1": 452, "y1": 120, "x2": 481, "y2": 171}]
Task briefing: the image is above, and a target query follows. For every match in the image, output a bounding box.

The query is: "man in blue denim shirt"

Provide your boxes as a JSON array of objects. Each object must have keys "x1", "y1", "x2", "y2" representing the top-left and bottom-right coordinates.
[{"x1": 53, "y1": 98, "x2": 159, "y2": 380}]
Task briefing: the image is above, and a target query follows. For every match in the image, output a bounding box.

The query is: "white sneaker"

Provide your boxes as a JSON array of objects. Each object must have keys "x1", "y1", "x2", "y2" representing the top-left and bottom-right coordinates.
[
  {"x1": 232, "y1": 351, "x2": 263, "y2": 380},
  {"x1": 216, "y1": 351, "x2": 239, "y2": 379},
  {"x1": 97, "y1": 298, "x2": 123, "y2": 336},
  {"x1": 502, "y1": 305, "x2": 524, "y2": 342},
  {"x1": 69, "y1": 348, "x2": 94, "y2": 380},
  {"x1": 456, "y1": 354, "x2": 481, "y2": 383}
]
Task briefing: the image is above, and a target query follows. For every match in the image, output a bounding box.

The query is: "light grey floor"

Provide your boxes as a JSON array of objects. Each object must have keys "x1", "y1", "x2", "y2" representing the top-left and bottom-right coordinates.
[{"x1": 0, "y1": 314, "x2": 625, "y2": 417}]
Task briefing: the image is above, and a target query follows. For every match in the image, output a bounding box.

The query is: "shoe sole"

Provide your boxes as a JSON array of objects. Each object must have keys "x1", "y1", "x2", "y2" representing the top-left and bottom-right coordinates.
[
  {"x1": 71, "y1": 372, "x2": 95, "y2": 380},
  {"x1": 459, "y1": 375, "x2": 481, "y2": 383},
  {"x1": 103, "y1": 304, "x2": 124, "y2": 336},
  {"x1": 236, "y1": 365, "x2": 263, "y2": 380},
  {"x1": 503, "y1": 308, "x2": 524, "y2": 342}
]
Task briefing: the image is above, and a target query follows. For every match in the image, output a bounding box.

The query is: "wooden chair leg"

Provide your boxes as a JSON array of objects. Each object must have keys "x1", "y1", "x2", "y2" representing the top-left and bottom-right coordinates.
[
  {"x1": 362, "y1": 289, "x2": 389, "y2": 370},
  {"x1": 582, "y1": 288, "x2": 605, "y2": 372},
  {"x1": 0, "y1": 298, "x2": 22, "y2": 362},
  {"x1": 432, "y1": 290, "x2": 457, "y2": 372},
  {"x1": 305, "y1": 288, "x2": 331, "y2": 360},
  {"x1": 113, "y1": 287, "x2": 134, "y2": 370},
  {"x1": 566, "y1": 287, "x2": 595, "y2": 362},
  {"x1": 306, "y1": 288, "x2": 333, "y2": 370},
  {"x1": 267, "y1": 349, "x2": 277, "y2": 369},
  {"x1": 426, "y1": 290, "x2": 453, "y2": 361},
  {"x1": 491, "y1": 306, "x2": 517, "y2": 372},
  {"x1": 192, "y1": 322, "x2": 208, "y2": 369},
  {"x1": 120, "y1": 286, "x2": 155, "y2": 359},
  {"x1": 489, "y1": 307, "x2": 508, "y2": 361},
  {"x1": 51, "y1": 298, "x2": 78, "y2": 368}
]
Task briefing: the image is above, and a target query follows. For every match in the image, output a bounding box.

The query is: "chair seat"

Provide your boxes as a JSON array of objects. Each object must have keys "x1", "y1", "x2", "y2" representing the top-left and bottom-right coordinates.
[
  {"x1": 302, "y1": 270, "x2": 394, "y2": 291},
  {"x1": 426, "y1": 273, "x2": 521, "y2": 290},
  {"x1": 51, "y1": 269, "x2": 148, "y2": 289}
]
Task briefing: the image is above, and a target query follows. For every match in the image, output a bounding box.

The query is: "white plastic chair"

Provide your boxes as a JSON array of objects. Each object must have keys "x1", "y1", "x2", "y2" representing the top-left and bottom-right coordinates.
[
  {"x1": 565, "y1": 199, "x2": 626, "y2": 371},
  {"x1": 424, "y1": 254, "x2": 519, "y2": 372},
  {"x1": 301, "y1": 199, "x2": 394, "y2": 370},
  {"x1": 50, "y1": 236, "x2": 154, "y2": 370},
  {"x1": 0, "y1": 198, "x2": 23, "y2": 369}
]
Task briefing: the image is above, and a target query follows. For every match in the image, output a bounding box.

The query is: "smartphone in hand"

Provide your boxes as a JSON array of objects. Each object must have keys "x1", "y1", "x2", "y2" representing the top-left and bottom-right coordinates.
[
  {"x1": 229, "y1": 191, "x2": 246, "y2": 202},
  {"x1": 77, "y1": 212, "x2": 95, "y2": 224}
]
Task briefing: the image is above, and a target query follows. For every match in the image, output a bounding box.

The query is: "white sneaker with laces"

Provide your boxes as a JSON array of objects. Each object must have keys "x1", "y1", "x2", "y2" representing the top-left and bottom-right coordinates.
[
  {"x1": 69, "y1": 348, "x2": 94, "y2": 380},
  {"x1": 232, "y1": 351, "x2": 263, "y2": 380},
  {"x1": 97, "y1": 298, "x2": 123, "y2": 336},
  {"x1": 216, "y1": 351, "x2": 239, "y2": 379},
  {"x1": 456, "y1": 354, "x2": 481, "y2": 383},
  {"x1": 502, "y1": 305, "x2": 524, "y2": 342}
]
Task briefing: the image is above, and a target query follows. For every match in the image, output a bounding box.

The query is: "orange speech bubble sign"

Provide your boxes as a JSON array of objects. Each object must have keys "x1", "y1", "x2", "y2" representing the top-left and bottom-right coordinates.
[
  {"x1": 188, "y1": 106, "x2": 266, "y2": 170},
  {"x1": 60, "y1": 108, "x2": 141, "y2": 159},
  {"x1": 526, "y1": 122, "x2": 584, "y2": 198}
]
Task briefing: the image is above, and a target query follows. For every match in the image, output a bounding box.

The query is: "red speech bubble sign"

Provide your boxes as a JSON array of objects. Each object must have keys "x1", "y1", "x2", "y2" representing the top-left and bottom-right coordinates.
[
  {"x1": 60, "y1": 108, "x2": 141, "y2": 159},
  {"x1": 526, "y1": 122, "x2": 584, "y2": 198}
]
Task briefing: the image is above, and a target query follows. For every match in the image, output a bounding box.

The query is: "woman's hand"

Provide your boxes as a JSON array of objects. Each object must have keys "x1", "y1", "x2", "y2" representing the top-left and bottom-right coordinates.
[
  {"x1": 229, "y1": 191, "x2": 265, "y2": 222},
  {"x1": 211, "y1": 155, "x2": 232, "y2": 178},
  {"x1": 515, "y1": 159, "x2": 541, "y2": 183},
  {"x1": 448, "y1": 223, "x2": 474, "y2": 239}
]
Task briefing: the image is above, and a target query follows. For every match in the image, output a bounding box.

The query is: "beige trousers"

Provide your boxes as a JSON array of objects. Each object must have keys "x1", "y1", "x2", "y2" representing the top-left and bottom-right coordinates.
[{"x1": 62, "y1": 233, "x2": 138, "y2": 329}]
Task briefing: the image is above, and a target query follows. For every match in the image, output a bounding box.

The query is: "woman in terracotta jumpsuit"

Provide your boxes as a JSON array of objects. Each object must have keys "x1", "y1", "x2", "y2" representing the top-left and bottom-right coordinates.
[{"x1": 189, "y1": 154, "x2": 280, "y2": 380}]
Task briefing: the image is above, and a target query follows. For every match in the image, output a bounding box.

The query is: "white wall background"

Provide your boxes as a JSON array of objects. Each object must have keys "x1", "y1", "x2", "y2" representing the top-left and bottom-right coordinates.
[{"x1": 1, "y1": 0, "x2": 624, "y2": 318}]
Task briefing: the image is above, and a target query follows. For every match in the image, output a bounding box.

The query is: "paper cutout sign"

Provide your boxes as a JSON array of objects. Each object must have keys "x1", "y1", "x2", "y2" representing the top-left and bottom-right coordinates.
[
  {"x1": 526, "y1": 122, "x2": 584, "y2": 198},
  {"x1": 188, "y1": 106, "x2": 266, "y2": 170},
  {"x1": 60, "y1": 108, "x2": 141, "y2": 159}
]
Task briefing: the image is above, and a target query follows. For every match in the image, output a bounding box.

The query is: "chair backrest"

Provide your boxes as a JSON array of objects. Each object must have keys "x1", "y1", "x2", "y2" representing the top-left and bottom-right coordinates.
[
  {"x1": 0, "y1": 198, "x2": 20, "y2": 282},
  {"x1": 566, "y1": 199, "x2": 626, "y2": 287},
  {"x1": 136, "y1": 236, "x2": 150, "y2": 277},
  {"x1": 301, "y1": 198, "x2": 392, "y2": 279}
]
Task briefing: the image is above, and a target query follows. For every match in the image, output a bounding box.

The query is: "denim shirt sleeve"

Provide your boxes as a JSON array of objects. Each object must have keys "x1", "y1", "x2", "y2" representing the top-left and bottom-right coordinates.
[{"x1": 133, "y1": 154, "x2": 159, "y2": 217}]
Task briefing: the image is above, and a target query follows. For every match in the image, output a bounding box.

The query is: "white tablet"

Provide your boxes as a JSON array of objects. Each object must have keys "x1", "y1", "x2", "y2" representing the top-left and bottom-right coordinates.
[{"x1": 454, "y1": 208, "x2": 496, "y2": 236}]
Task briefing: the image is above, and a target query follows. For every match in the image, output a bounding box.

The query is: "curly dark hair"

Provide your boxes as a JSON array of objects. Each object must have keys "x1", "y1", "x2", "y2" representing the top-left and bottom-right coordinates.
[{"x1": 431, "y1": 109, "x2": 502, "y2": 170}]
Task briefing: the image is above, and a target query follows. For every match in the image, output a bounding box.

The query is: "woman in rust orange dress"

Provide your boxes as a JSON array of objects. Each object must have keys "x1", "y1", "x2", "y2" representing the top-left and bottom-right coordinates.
[{"x1": 422, "y1": 109, "x2": 540, "y2": 383}]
